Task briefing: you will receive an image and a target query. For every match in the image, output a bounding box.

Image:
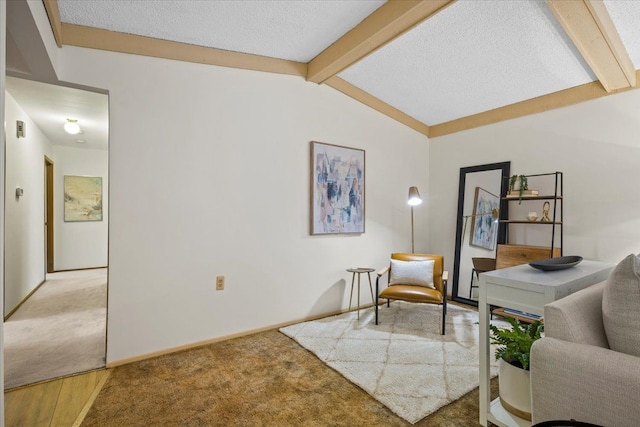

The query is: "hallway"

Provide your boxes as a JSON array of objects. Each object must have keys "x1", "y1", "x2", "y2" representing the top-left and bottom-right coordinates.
[{"x1": 4, "y1": 268, "x2": 107, "y2": 389}]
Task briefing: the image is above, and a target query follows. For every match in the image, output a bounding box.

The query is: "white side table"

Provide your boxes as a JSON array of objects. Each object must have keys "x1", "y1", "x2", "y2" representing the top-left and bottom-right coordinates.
[{"x1": 478, "y1": 260, "x2": 614, "y2": 427}]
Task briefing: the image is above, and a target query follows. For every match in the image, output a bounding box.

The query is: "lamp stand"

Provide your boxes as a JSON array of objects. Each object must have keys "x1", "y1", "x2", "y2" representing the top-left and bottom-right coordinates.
[{"x1": 411, "y1": 205, "x2": 415, "y2": 253}]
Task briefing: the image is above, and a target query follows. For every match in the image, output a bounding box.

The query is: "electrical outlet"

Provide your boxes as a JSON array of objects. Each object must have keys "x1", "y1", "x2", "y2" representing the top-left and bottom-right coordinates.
[{"x1": 216, "y1": 275, "x2": 225, "y2": 290}]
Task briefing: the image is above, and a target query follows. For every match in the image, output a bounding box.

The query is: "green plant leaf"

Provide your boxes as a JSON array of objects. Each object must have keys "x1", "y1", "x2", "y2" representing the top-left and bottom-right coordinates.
[{"x1": 489, "y1": 316, "x2": 543, "y2": 371}]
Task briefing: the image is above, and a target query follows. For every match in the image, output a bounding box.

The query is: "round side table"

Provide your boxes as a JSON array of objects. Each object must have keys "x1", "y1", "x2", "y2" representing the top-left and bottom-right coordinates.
[{"x1": 346, "y1": 268, "x2": 375, "y2": 319}]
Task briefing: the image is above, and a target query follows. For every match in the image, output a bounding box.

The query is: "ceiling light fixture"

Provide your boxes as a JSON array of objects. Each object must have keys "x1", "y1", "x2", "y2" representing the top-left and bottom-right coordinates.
[{"x1": 64, "y1": 118, "x2": 81, "y2": 135}]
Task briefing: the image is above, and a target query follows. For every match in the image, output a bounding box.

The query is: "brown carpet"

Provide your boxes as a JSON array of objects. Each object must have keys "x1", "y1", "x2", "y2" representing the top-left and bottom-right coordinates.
[{"x1": 82, "y1": 329, "x2": 497, "y2": 426}]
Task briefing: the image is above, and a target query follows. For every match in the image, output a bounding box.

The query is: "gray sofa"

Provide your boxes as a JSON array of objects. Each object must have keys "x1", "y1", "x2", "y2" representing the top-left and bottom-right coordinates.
[{"x1": 530, "y1": 281, "x2": 640, "y2": 426}]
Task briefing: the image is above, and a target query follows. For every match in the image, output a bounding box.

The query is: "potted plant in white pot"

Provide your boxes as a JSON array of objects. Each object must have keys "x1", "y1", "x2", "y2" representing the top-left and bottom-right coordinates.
[{"x1": 490, "y1": 316, "x2": 543, "y2": 420}]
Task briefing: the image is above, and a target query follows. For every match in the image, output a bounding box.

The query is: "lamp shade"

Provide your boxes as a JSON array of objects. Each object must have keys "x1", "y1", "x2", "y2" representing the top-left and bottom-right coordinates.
[
  {"x1": 408, "y1": 186, "x2": 422, "y2": 206},
  {"x1": 64, "y1": 119, "x2": 81, "y2": 135}
]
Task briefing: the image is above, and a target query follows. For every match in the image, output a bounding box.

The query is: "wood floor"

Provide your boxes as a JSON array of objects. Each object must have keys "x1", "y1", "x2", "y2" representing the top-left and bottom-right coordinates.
[{"x1": 5, "y1": 369, "x2": 110, "y2": 427}]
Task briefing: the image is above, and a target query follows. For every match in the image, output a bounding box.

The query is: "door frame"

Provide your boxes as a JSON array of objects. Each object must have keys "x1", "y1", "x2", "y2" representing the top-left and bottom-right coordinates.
[{"x1": 45, "y1": 156, "x2": 54, "y2": 273}]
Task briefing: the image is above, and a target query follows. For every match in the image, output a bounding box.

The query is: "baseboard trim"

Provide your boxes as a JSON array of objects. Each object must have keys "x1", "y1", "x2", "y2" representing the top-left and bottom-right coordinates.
[
  {"x1": 4, "y1": 279, "x2": 47, "y2": 321},
  {"x1": 52, "y1": 266, "x2": 108, "y2": 273},
  {"x1": 106, "y1": 303, "x2": 380, "y2": 368}
]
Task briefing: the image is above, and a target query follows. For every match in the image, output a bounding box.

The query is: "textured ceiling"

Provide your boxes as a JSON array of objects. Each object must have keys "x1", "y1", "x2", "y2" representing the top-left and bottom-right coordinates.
[
  {"x1": 57, "y1": 0, "x2": 385, "y2": 63},
  {"x1": 11, "y1": 0, "x2": 640, "y2": 139},
  {"x1": 604, "y1": 0, "x2": 640, "y2": 68},
  {"x1": 339, "y1": 0, "x2": 597, "y2": 125},
  {"x1": 5, "y1": 77, "x2": 109, "y2": 150}
]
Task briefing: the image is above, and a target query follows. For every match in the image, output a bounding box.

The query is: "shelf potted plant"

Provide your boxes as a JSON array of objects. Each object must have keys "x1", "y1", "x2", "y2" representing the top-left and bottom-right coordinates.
[
  {"x1": 508, "y1": 174, "x2": 529, "y2": 204},
  {"x1": 490, "y1": 316, "x2": 543, "y2": 421}
]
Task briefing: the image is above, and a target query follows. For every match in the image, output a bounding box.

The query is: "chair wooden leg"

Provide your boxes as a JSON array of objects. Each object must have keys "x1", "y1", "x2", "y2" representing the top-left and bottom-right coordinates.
[
  {"x1": 442, "y1": 281, "x2": 448, "y2": 335},
  {"x1": 375, "y1": 275, "x2": 380, "y2": 325}
]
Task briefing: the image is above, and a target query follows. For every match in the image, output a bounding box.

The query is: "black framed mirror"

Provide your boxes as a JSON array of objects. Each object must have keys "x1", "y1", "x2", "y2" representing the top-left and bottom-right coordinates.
[{"x1": 452, "y1": 162, "x2": 510, "y2": 306}]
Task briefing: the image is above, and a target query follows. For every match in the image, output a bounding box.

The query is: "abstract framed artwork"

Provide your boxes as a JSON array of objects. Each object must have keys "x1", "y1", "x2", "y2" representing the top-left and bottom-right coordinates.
[
  {"x1": 470, "y1": 187, "x2": 499, "y2": 250},
  {"x1": 64, "y1": 175, "x2": 103, "y2": 222},
  {"x1": 311, "y1": 141, "x2": 365, "y2": 235}
]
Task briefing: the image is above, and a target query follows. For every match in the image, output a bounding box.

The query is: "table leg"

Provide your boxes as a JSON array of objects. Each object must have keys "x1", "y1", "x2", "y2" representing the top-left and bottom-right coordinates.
[
  {"x1": 348, "y1": 273, "x2": 355, "y2": 312},
  {"x1": 357, "y1": 272, "x2": 361, "y2": 319},
  {"x1": 367, "y1": 272, "x2": 374, "y2": 304},
  {"x1": 479, "y1": 275, "x2": 490, "y2": 426}
]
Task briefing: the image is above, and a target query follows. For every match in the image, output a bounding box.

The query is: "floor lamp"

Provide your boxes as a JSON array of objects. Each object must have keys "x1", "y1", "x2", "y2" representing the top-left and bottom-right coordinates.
[{"x1": 408, "y1": 186, "x2": 422, "y2": 253}]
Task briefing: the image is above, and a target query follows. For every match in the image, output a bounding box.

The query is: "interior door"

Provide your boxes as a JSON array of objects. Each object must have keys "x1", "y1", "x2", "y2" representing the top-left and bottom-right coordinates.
[{"x1": 45, "y1": 156, "x2": 54, "y2": 273}]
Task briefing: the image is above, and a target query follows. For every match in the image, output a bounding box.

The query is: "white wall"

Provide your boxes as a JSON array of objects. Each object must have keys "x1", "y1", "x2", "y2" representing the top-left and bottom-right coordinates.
[
  {"x1": 26, "y1": 0, "x2": 61, "y2": 77},
  {"x1": 429, "y1": 89, "x2": 640, "y2": 279},
  {"x1": 58, "y1": 46, "x2": 429, "y2": 363},
  {"x1": 1, "y1": 0, "x2": 8, "y2": 409},
  {"x1": 53, "y1": 145, "x2": 109, "y2": 270},
  {"x1": 4, "y1": 92, "x2": 54, "y2": 313}
]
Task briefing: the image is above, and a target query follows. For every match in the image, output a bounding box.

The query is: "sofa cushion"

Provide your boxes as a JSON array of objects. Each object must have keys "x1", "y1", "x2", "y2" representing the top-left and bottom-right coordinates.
[
  {"x1": 389, "y1": 259, "x2": 435, "y2": 289},
  {"x1": 602, "y1": 253, "x2": 640, "y2": 357}
]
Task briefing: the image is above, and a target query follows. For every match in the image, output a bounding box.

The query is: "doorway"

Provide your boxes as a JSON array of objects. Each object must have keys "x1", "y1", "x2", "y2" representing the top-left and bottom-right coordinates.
[{"x1": 4, "y1": 76, "x2": 109, "y2": 389}]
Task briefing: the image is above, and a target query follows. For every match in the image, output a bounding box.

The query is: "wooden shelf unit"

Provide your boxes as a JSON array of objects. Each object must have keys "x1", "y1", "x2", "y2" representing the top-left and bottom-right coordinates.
[{"x1": 499, "y1": 172, "x2": 563, "y2": 258}]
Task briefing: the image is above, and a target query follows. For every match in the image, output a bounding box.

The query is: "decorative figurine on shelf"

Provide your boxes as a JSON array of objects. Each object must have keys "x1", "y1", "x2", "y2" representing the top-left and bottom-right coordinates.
[{"x1": 540, "y1": 201, "x2": 551, "y2": 222}]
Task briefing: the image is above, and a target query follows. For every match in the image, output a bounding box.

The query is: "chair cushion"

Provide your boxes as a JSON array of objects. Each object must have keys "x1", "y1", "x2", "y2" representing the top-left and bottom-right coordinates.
[
  {"x1": 379, "y1": 285, "x2": 443, "y2": 304},
  {"x1": 389, "y1": 259, "x2": 435, "y2": 289},
  {"x1": 602, "y1": 253, "x2": 640, "y2": 357}
]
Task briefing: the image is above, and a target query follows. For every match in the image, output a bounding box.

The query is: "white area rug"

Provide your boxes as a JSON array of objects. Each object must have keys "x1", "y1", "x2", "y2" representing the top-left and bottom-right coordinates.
[
  {"x1": 280, "y1": 301, "x2": 506, "y2": 424},
  {"x1": 4, "y1": 269, "x2": 107, "y2": 389}
]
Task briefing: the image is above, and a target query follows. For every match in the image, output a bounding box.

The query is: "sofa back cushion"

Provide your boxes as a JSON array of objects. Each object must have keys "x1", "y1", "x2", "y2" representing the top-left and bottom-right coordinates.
[{"x1": 602, "y1": 253, "x2": 640, "y2": 357}]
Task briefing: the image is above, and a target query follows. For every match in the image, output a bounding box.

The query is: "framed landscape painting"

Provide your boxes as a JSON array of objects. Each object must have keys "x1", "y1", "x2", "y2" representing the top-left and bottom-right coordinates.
[
  {"x1": 64, "y1": 175, "x2": 103, "y2": 222},
  {"x1": 311, "y1": 141, "x2": 365, "y2": 235},
  {"x1": 470, "y1": 187, "x2": 499, "y2": 250}
]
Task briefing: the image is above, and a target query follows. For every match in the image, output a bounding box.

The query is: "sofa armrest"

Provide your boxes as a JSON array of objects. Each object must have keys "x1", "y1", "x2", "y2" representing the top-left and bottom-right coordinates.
[
  {"x1": 544, "y1": 281, "x2": 609, "y2": 348},
  {"x1": 531, "y1": 337, "x2": 640, "y2": 426}
]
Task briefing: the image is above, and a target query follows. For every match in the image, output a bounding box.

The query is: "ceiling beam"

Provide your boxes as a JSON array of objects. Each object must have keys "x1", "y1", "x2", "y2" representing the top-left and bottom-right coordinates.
[
  {"x1": 547, "y1": 0, "x2": 635, "y2": 92},
  {"x1": 61, "y1": 24, "x2": 307, "y2": 77},
  {"x1": 428, "y1": 70, "x2": 640, "y2": 138},
  {"x1": 307, "y1": 0, "x2": 455, "y2": 84},
  {"x1": 42, "y1": 0, "x2": 63, "y2": 48},
  {"x1": 325, "y1": 76, "x2": 430, "y2": 136}
]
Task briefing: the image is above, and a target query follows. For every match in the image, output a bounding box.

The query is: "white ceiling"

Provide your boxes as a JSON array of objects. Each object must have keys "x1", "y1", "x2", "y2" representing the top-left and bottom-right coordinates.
[
  {"x1": 604, "y1": 0, "x2": 640, "y2": 67},
  {"x1": 5, "y1": 77, "x2": 109, "y2": 150},
  {"x1": 8, "y1": 0, "x2": 640, "y2": 140},
  {"x1": 57, "y1": 0, "x2": 386, "y2": 63},
  {"x1": 339, "y1": 0, "x2": 597, "y2": 124}
]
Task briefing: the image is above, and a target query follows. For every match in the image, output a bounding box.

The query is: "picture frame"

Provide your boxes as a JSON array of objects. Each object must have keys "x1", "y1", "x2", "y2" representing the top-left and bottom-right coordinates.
[
  {"x1": 310, "y1": 141, "x2": 365, "y2": 235},
  {"x1": 64, "y1": 175, "x2": 103, "y2": 222},
  {"x1": 470, "y1": 187, "x2": 499, "y2": 250}
]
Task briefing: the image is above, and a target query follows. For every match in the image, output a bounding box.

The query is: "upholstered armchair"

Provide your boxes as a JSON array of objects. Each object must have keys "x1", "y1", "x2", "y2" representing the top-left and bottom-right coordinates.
[
  {"x1": 375, "y1": 253, "x2": 448, "y2": 334},
  {"x1": 530, "y1": 254, "x2": 640, "y2": 426}
]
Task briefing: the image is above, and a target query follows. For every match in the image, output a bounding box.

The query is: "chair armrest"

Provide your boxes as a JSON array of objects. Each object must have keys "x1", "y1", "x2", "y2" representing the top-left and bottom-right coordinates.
[
  {"x1": 442, "y1": 270, "x2": 448, "y2": 282},
  {"x1": 531, "y1": 337, "x2": 640, "y2": 426},
  {"x1": 377, "y1": 266, "x2": 390, "y2": 277}
]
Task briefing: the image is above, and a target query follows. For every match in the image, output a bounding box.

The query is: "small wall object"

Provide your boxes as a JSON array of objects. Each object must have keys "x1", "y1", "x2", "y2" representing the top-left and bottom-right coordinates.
[
  {"x1": 16, "y1": 120, "x2": 25, "y2": 138},
  {"x1": 15, "y1": 187, "x2": 24, "y2": 198},
  {"x1": 540, "y1": 201, "x2": 551, "y2": 222}
]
